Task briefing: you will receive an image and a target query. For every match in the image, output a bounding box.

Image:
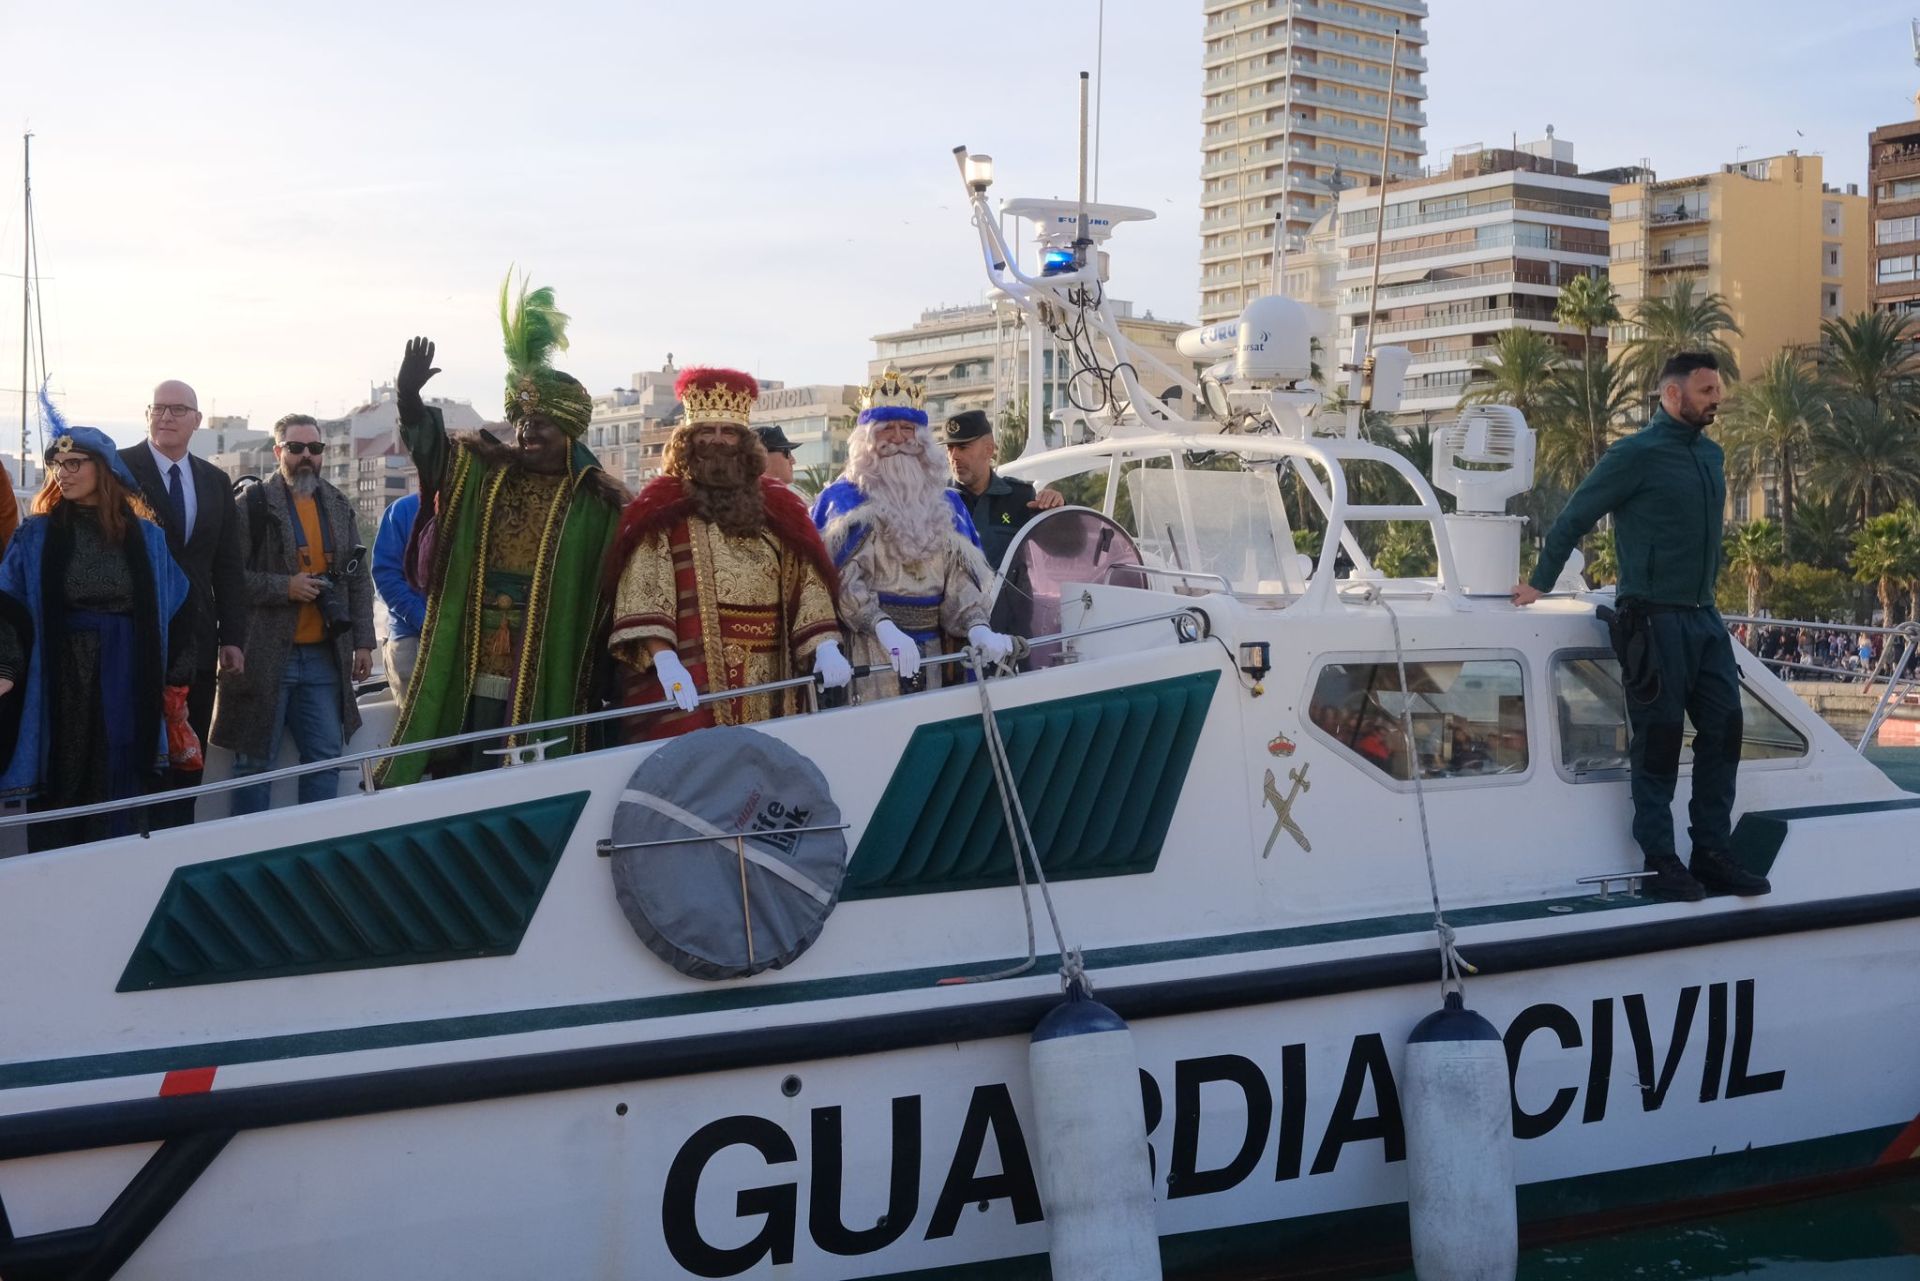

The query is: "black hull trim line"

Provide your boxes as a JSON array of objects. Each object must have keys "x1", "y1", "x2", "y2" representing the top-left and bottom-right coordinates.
[{"x1": 4, "y1": 887, "x2": 1917, "y2": 1163}]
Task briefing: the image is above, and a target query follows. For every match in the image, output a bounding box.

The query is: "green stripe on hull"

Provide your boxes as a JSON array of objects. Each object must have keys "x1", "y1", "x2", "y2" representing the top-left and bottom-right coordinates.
[
  {"x1": 6, "y1": 889, "x2": 1637, "y2": 1090},
  {"x1": 845, "y1": 671, "x2": 1219, "y2": 899},
  {"x1": 116, "y1": 793, "x2": 589, "y2": 992},
  {"x1": 1730, "y1": 795, "x2": 1920, "y2": 875},
  {"x1": 859, "y1": 1124, "x2": 1908, "y2": 1280}
]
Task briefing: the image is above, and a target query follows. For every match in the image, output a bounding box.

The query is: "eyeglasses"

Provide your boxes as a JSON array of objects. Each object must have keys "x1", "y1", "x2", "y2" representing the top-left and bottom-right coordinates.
[
  {"x1": 278, "y1": 441, "x2": 326, "y2": 456},
  {"x1": 53, "y1": 457, "x2": 92, "y2": 475},
  {"x1": 148, "y1": 404, "x2": 198, "y2": 420}
]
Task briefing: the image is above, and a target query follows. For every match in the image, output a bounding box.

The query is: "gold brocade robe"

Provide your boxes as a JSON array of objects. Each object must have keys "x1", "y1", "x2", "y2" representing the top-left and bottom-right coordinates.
[{"x1": 609, "y1": 515, "x2": 840, "y2": 739}]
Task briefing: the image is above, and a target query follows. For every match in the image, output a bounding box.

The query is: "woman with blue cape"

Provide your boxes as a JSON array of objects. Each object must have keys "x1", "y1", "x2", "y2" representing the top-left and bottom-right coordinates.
[{"x1": 0, "y1": 397, "x2": 193, "y2": 849}]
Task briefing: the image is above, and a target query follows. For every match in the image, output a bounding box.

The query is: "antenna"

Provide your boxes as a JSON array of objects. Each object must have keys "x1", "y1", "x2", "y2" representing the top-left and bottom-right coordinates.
[{"x1": 1911, "y1": 16, "x2": 1919, "y2": 65}]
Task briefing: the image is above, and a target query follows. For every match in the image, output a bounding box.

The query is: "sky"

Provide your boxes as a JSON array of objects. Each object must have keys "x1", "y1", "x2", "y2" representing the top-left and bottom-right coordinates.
[{"x1": 2, "y1": 0, "x2": 1918, "y2": 450}]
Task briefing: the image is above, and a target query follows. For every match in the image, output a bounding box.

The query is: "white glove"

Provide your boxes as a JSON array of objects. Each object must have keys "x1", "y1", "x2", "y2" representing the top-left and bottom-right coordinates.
[
  {"x1": 968, "y1": 625, "x2": 1015, "y2": 665},
  {"x1": 652, "y1": 648, "x2": 700, "y2": 712},
  {"x1": 873, "y1": 618, "x2": 920, "y2": 680},
  {"x1": 812, "y1": 639, "x2": 853, "y2": 689}
]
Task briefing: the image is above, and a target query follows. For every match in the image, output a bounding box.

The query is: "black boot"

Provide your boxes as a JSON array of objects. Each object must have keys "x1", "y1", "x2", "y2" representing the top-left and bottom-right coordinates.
[
  {"x1": 1691, "y1": 848, "x2": 1772, "y2": 896},
  {"x1": 1642, "y1": 852, "x2": 1706, "y2": 902}
]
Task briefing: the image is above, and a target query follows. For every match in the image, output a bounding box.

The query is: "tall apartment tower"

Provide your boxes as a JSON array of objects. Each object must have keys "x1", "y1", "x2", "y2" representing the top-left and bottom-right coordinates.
[
  {"x1": 1868, "y1": 113, "x2": 1920, "y2": 315},
  {"x1": 1199, "y1": 0, "x2": 1430, "y2": 325}
]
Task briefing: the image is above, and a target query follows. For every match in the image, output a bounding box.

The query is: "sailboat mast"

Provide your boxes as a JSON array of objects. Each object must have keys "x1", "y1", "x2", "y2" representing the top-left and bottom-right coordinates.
[{"x1": 19, "y1": 132, "x2": 29, "y2": 476}]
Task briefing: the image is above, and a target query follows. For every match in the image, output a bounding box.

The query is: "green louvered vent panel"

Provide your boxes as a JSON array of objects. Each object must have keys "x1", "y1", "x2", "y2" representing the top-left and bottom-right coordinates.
[
  {"x1": 844, "y1": 671, "x2": 1220, "y2": 899},
  {"x1": 118, "y1": 792, "x2": 589, "y2": 991}
]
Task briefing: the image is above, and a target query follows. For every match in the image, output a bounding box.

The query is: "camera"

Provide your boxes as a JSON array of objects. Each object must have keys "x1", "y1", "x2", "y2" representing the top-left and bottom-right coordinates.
[{"x1": 313, "y1": 545, "x2": 367, "y2": 638}]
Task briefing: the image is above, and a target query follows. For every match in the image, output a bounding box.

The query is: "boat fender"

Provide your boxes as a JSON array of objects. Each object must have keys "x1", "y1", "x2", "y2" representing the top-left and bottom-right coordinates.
[
  {"x1": 1402, "y1": 992, "x2": 1517, "y2": 1281},
  {"x1": 606, "y1": 726, "x2": 847, "y2": 980},
  {"x1": 1028, "y1": 982, "x2": 1162, "y2": 1281}
]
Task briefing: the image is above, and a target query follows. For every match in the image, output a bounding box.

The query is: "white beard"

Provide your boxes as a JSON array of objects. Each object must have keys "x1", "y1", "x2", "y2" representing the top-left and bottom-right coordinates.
[{"x1": 844, "y1": 425, "x2": 951, "y2": 562}]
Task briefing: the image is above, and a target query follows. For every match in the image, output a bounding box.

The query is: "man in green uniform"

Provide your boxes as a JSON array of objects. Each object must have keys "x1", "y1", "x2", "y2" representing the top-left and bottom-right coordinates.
[
  {"x1": 1514, "y1": 351, "x2": 1769, "y2": 901},
  {"x1": 375, "y1": 277, "x2": 626, "y2": 786},
  {"x1": 938, "y1": 409, "x2": 1062, "y2": 571}
]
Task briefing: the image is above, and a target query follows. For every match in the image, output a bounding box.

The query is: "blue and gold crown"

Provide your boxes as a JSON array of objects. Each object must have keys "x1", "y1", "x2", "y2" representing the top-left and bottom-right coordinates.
[{"x1": 857, "y1": 368, "x2": 928, "y2": 427}]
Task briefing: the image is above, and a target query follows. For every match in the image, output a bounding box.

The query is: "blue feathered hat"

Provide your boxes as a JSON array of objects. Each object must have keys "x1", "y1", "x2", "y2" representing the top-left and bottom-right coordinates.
[{"x1": 40, "y1": 384, "x2": 140, "y2": 491}]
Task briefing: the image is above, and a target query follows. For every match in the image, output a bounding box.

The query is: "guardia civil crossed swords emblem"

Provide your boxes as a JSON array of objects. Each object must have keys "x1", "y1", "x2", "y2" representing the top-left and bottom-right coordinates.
[{"x1": 1261, "y1": 762, "x2": 1311, "y2": 857}]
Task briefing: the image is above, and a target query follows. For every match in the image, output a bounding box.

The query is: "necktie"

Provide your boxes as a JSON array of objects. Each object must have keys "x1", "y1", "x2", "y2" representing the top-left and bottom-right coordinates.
[{"x1": 167, "y1": 462, "x2": 187, "y2": 537}]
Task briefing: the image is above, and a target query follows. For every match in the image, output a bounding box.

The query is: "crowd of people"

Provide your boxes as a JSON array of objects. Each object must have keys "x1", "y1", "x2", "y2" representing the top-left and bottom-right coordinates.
[
  {"x1": 1731, "y1": 622, "x2": 1886, "y2": 682},
  {"x1": 0, "y1": 279, "x2": 1063, "y2": 845}
]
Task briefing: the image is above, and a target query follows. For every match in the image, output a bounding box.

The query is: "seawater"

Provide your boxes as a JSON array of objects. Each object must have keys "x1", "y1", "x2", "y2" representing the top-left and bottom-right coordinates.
[{"x1": 1380, "y1": 735, "x2": 1920, "y2": 1280}]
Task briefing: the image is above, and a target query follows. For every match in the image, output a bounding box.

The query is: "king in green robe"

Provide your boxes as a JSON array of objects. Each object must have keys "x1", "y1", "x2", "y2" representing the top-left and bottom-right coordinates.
[{"x1": 376, "y1": 279, "x2": 626, "y2": 787}]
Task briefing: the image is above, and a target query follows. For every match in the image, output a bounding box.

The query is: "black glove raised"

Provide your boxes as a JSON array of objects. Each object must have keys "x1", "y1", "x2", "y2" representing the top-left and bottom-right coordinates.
[{"x1": 396, "y1": 336, "x2": 441, "y2": 420}]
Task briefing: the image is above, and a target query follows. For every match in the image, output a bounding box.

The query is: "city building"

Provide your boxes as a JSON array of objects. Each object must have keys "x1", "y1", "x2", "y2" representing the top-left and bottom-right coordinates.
[
  {"x1": 211, "y1": 387, "x2": 481, "y2": 532},
  {"x1": 1608, "y1": 152, "x2": 1867, "y2": 377},
  {"x1": 193, "y1": 415, "x2": 268, "y2": 460},
  {"x1": 1334, "y1": 138, "x2": 1625, "y2": 420},
  {"x1": 870, "y1": 299, "x2": 1204, "y2": 436},
  {"x1": 588, "y1": 361, "x2": 687, "y2": 490},
  {"x1": 1200, "y1": 0, "x2": 1430, "y2": 324},
  {"x1": 750, "y1": 385, "x2": 860, "y2": 480},
  {"x1": 1869, "y1": 113, "x2": 1920, "y2": 315},
  {"x1": 1277, "y1": 210, "x2": 1342, "y2": 358}
]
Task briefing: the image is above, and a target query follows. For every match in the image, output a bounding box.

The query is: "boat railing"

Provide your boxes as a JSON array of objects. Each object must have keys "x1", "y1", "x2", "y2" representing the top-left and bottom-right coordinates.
[
  {"x1": 0, "y1": 607, "x2": 1209, "y2": 840},
  {"x1": 1722, "y1": 614, "x2": 1920, "y2": 750}
]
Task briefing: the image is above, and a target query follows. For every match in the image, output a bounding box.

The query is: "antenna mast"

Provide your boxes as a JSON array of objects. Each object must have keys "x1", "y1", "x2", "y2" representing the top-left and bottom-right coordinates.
[{"x1": 19, "y1": 133, "x2": 30, "y2": 477}]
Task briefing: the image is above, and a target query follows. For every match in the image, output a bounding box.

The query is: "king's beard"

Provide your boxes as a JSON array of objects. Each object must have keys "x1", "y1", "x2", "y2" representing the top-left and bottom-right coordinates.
[
  {"x1": 844, "y1": 429, "x2": 950, "y2": 562},
  {"x1": 284, "y1": 466, "x2": 320, "y2": 497},
  {"x1": 685, "y1": 437, "x2": 766, "y2": 537}
]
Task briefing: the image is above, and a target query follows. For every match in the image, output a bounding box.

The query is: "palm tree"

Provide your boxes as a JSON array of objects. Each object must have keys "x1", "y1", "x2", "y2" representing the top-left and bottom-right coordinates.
[
  {"x1": 1584, "y1": 528, "x2": 1618, "y2": 586},
  {"x1": 1717, "y1": 351, "x2": 1822, "y2": 548},
  {"x1": 1537, "y1": 353, "x2": 1637, "y2": 490},
  {"x1": 794, "y1": 463, "x2": 837, "y2": 503},
  {"x1": 1819, "y1": 311, "x2": 1919, "y2": 419},
  {"x1": 1373, "y1": 522, "x2": 1436, "y2": 578},
  {"x1": 1850, "y1": 510, "x2": 1920, "y2": 626},
  {"x1": 1724, "y1": 519, "x2": 1784, "y2": 619},
  {"x1": 1554, "y1": 274, "x2": 1622, "y2": 467},
  {"x1": 1808, "y1": 398, "x2": 1920, "y2": 524},
  {"x1": 1458, "y1": 329, "x2": 1565, "y2": 422},
  {"x1": 1620, "y1": 280, "x2": 1742, "y2": 392},
  {"x1": 1788, "y1": 493, "x2": 1855, "y2": 571}
]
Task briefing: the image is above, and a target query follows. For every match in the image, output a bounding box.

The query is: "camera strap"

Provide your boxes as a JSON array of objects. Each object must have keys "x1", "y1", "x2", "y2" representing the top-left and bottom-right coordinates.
[{"x1": 284, "y1": 480, "x2": 335, "y2": 569}]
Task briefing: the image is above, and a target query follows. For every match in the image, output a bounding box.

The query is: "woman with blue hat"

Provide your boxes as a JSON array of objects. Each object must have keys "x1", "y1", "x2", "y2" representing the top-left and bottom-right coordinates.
[{"x1": 0, "y1": 389, "x2": 194, "y2": 849}]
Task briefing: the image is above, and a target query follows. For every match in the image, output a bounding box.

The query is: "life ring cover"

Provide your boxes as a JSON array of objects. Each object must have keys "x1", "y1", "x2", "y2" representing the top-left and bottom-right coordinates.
[{"x1": 609, "y1": 726, "x2": 847, "y2": 980}]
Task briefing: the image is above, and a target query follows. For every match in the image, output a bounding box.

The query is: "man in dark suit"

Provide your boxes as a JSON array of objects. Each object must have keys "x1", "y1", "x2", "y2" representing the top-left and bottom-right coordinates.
[{"x1": 120, "y1": 379, "x2": 248, "y2": 824}]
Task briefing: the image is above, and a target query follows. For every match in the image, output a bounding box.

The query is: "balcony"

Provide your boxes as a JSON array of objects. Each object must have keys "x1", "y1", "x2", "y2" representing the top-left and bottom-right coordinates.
[
  {"x1": 1648, "y1": 207, "x2": 1708, "y2": 228},
  {"x1": 1291, "y1": 113, "x2": 1425, "y2": 153},
  {"x1": 1338, "y1": 269, "x2": 1548, "y2": 305},
  {"x1": 1367, "y1": 306, "x2": 1558, "y2": 336},
  {"x1": 1648, "y1": 247, "x2": 1709, "y2": 271},
  {"x1": 1278, "y1": 0, "x2": 1429, "y2": 42}
]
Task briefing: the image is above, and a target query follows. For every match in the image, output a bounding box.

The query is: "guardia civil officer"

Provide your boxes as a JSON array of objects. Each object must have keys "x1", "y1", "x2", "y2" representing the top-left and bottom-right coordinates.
[
  {"x1": 939, "y1": 409, "x2": 1062, "y2": 571},
  {"x1": 1513, "y1": 351, "x2": 1769, "y2": 902}
]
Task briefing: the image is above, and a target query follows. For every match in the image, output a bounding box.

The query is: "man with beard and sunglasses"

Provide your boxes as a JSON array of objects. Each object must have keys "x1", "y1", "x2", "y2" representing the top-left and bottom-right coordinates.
[
  {"x1": 604, "y1": 367, "x2": 849, "y2": 740},
  {"x1": 375, "y1": 277, "x2": 627, "y2": 785},
  {"x1": 213, "y1": 414, "x2": 373, "y2": 814},
  {"x1": 812, "y1": 369, "x2": 1015, "y2": 699}
]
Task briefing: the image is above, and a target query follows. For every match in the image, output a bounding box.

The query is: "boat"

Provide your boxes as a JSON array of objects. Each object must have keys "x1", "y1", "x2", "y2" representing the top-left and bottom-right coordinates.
[{"x1": 1, "y1": 141, "x2": 1918, "y2": 1281}]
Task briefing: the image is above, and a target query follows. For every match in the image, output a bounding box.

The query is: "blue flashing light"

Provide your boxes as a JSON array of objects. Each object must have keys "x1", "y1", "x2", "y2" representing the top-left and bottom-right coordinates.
[{"x1": 1040, "y1": 248, "x2": 1077, "y2": 276}]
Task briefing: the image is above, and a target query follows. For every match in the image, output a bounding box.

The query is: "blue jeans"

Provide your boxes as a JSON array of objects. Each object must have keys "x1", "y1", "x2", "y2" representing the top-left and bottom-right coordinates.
[{"x1": 233, "y1": 643, "x2": 344, "y2": 815}]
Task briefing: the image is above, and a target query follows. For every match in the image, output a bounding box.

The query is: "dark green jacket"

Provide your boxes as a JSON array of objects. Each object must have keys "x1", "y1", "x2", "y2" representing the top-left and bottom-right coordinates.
[
  {"x1": 954, "y1": 471, "x2": 1039, "y2": 570},
  {"x1": 1528, "y1": 408, "x2": 1726, "y2": 607}
]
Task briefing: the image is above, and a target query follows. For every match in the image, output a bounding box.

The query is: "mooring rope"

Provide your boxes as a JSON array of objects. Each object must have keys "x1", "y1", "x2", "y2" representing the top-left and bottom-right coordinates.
[
  {"x1": 940, "y1": 648, "x2": 1087, "y2": 991},
  {"x1": 1366, "y1": 588, "x2": 1475, "y2": 997}
]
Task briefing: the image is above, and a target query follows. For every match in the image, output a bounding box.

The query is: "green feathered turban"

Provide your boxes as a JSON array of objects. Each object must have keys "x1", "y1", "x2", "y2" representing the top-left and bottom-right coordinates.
[{"x1": 500, "y1": 273, "x2": 595, "y2": 439}]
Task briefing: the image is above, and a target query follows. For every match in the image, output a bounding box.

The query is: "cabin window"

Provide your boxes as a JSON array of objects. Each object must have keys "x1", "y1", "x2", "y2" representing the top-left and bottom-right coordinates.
[
  {"x1": 1550, "y1": 651, "x2": 1809, "y2": 780},
  {"x1": 1307, "y1": 657, "x2": 1528, "y2": 782}
]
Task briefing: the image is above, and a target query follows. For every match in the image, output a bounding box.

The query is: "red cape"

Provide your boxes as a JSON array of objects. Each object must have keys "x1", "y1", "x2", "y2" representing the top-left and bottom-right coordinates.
[{"x1": 602, "y1": 475, "x2": 841, "y2": 601}]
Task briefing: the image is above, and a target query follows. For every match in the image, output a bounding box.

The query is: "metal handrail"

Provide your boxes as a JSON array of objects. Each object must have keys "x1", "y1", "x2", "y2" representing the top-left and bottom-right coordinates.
[
  {"x1": 0, "y1": 607, "x2": 1207, "y2": 835},
  {"x1": 1722, "y1": 614, "x2": 1920, "y2": 751}
]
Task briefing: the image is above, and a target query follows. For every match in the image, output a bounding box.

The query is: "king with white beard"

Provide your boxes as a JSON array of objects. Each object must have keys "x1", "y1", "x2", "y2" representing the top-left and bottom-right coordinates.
[{"x1": 812, "y1": 370, "x2": 1015, "y2": 698}]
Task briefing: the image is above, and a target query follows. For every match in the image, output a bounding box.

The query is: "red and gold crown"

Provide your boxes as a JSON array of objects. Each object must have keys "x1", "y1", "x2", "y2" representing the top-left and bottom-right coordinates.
[{"x1": 675, "y1": 366, "x2": 760, "y2": 427}]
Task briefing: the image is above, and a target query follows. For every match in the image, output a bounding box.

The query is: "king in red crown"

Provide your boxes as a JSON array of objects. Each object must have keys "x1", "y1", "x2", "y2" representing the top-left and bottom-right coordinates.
[{"x1": 603, "y1": 366, "x2": 850, "y2": 739}]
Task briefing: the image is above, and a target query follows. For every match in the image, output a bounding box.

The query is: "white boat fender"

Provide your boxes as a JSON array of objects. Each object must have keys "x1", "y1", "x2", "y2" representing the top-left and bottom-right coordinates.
[
  {"x1": 1401, "y1": 991, "x2": 1518, "y2": 1281},
  {"x1": 1028, "y1": 982, "x2": 1162, "y2": 1281}
]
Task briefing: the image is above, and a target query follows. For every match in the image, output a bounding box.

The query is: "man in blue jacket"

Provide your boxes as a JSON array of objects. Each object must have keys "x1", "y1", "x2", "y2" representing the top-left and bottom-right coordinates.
[
  {"x1": 1514, "y1": 351, "x2": 1769, "y2": 901},
  {"x1": 372, "y1": 490, "x2": 424, "y2": 707}
]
